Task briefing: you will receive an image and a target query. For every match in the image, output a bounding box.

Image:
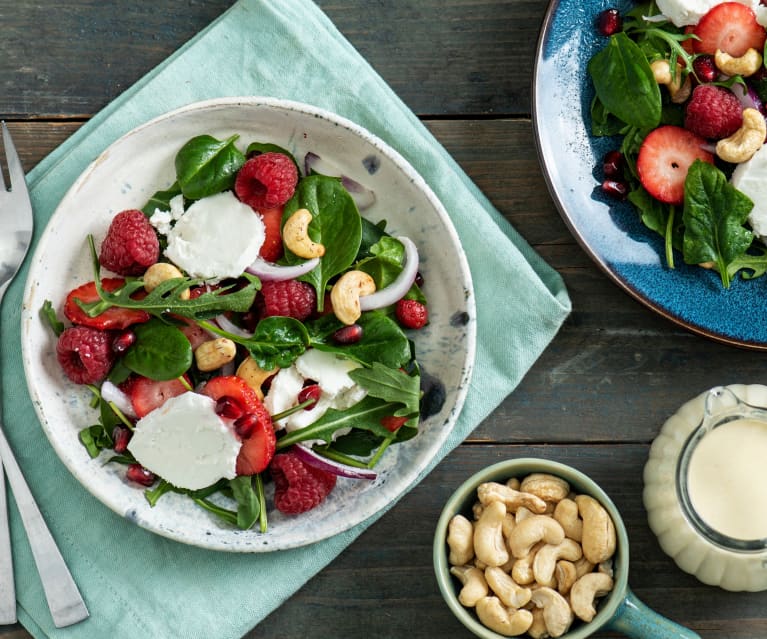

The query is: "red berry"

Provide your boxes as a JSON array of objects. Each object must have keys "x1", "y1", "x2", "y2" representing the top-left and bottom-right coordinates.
[
  {"x1": 601, "y1": 179, "x2": 628, "y2": 199},
  {"x1": 64, "y1": 279, "x2": 151, "y2": 331},
  {"x1": 270, "y1": 450, "x2": 337, "y2": 514},
  {"x1": 99, "y1": 209, "x2": 159, "y2": 276},
  {"x1": 257, "y1": 279, "x2": 316, "y2": 321},
  {"x1": 332, "y1": 324, "x2": 363, "y2": 344},
  {"x1": 201, "y1": 375, "x2": 262, "y2": 417},
  {"x1": 692, "y1": 55, "x2": 718, "y2": 83},
  {"x1": 602, "y1": 150, "x2": 624, "y2": 179},
  {"x1": 235, "y1": 153, "x2": 298, "y2": 210},
  {"x1": 298, "y1": 384, "x2": 321, "y2": 410},
  {"x1": 380, "y1": 415, "x2": 408, "y2": 432},
  {"x1": 257, "y1": 206, "x2": 285, "y2": 263},
  {"x1": 234, "y1": 406, "x2": 275, "y2": 475},
  {"x1": 596, "y1": 8, "x2": 622, "y2": 36},
  {"x1": 126, "y1": 464, "x2": 156, "y2": 487},
  {"x1": 112, "y1": 426, "x2": 132, "y2": 454},
  {"x1": 693, "y1": 2, "x2": 766, "y2": 57},
  {"x1": 685, "y1": 84, "x2": 743, "y2": 140},
  {"x1": 636, "y1": 126, "x2": 714, "y2": 205},
  {"x1": 127, "y1": 375, "x2": 189, "y2": 418},
  {"x1": 56, "y1": 326, "x2": 116, "y2": 385},
  {"x1": 395, "y1": 299, "x2": 428, "y2": 329}
]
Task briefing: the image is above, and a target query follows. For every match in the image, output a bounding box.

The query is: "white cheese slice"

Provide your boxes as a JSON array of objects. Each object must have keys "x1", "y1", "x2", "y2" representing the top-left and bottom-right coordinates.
[
  {"x1": 656, "y1": 0, "x2": 759, "y2": 26},
  {"x1": 294, "y1": 349, "x2": 361, "y2": 396},
  {"x1": 164, "y1": 190, "x2": 265, "y2": 281},
  {"x1": 127, "y1": 392, "x2": 241, "y2": 490},
  {"x1": 730, "y1": 144, "x2": 767, "y2": 239}
]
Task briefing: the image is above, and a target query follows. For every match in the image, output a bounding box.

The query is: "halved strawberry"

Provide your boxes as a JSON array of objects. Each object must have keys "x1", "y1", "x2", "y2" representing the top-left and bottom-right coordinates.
[
  {"x1": 380, "y1": 415, "x2": 408, "y2": 432},
  {"x1": 693, "y1": 2, "x2": 766, "y2": 57},
  {"x1": 64, "y1": 279, "x2": 151, "y2": 331},
  {"x1": 125, "y1": 375, "x2": 190, "y2": 418},
  {"x1": 201, "y1": 375, "x2": 262, "y2": 415},
  {"x1": 636, "y1": 126, "x2": 714, "y2": 206},
  {"x1": 234, "y1": 408, "x2": 276, "y2": 475},
  {"x1": 258, "y1": 206, "x2": 284, "y2": 263}
]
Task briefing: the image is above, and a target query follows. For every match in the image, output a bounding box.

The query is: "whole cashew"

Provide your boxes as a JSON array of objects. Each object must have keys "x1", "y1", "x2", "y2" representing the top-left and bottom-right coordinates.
[
  {"x1": 447, "y1": 514, "x2": 475, "y2": 566},
  {"x1": 478, "y1": 481, "x2": 548, "y2": 514},
  {"x1": 450, "y1": 565, "x2": 488, "y2": 607},
  {"x1": 143, "y1": 262, "x2": 190, "y2": 299},
  {"x1": 194, "y1": 338, "x2": 236, "y2": 372},
  {"x1": 475, "y1": 597, "x2": 534, "y2": 637},
  {"x1": 515, "y1": 506, "x2": 535, "y2": 524},
  {"x1": 485, "y1": 566, "x2": 532, "y2": 608},
  {"x1": 715, "y1": 47, "x2": 763, "y2": 77},
  {"x1": 530, "y1": 587, "x2": 574, "y2": 638},
  {"x1": 716, "y1": 108, "x2": 767, "y2": 163},
  {"x1": 508, "y1": 514, "x2": 565, "y2": 558},
  {"x1": 532, "y1": 538, "x2": 583, "y2": 588},
  {"x1": 573, "y1": 556, "x2": 596, "y2": 579},
  {"x1": 511, "y1": 541, "x2": 544, "y2": 585},
  {"x1": 474, "y1": 500, "x2": 510, "y2": 567},
  {"x1": 554, "y1": 498, "x2": 583, "y2": 542},
  {"x1": 575, "y1": 495, "x2": 617, "y2": 564},
  {"x1": 236, "y1": 356, "x2": 275, "y2": 400},
  {"x1": 570, "y1": 572, "x2": 614, "y2": 622},
  {"x1": 527, "y1": 607, "x2": 549, "y2": 639},
  {"x1": 650, "y1": 58, "x2": 692, "y2": 103},
  {"x1": 330, "y1": 270, "x2": 376, "y2": 325},
  {"x1": 555, "y1": 560, "x2": 578, "y2": 596},
  {"x1": 283, "y1": 208, "x2": 326, "y2": 259},
  {"x1": 520, "y1": 473, "x2": 571, "y2": 504}
]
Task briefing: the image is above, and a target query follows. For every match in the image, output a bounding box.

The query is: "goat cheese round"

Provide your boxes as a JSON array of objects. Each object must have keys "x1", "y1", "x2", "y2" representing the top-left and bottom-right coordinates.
[
  {"x1": 164, "y1": 190, "x2": 265, "y2": 280},
  {"x1": 127, "y1": 392, "x2": 241, "y2": 490},
  {"x1": 731, "y1": 144, "x2": 767, "y2": 240}
]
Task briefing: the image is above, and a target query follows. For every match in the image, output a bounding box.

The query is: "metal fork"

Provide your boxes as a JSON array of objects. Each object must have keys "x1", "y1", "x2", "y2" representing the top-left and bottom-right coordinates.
[{"x1": 0, "y1": 122, "x2": 89, "y2": 627}]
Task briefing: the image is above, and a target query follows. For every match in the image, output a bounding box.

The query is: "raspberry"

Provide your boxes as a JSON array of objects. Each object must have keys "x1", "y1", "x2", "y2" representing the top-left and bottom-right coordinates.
[
  {"x1": 270, "y1": 450, "x2": 336, "y2": 514},
  {"x1": 56, "y1": 326, "x2": 116, "y2": 385},
  {"x1": 257, "y1": 279, "x2": 316, "y2": 321},
  {"x1": 235, "y1": 153, "x2": 298, "y2": 210},
  {"x1": 395, "y1": 299, "x2": 428, "y2": 329},
  {"x1": 99, "y1": 209, "x2": 159, "y2": 276},
  {"x1": 685, "y1": 85, "x2": 743, "y2": 140}
]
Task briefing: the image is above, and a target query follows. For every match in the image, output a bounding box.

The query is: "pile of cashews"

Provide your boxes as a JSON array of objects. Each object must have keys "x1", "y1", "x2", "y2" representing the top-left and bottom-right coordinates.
[{"x1": 446, "y1": 472, "x2": 617, "y2": 638}]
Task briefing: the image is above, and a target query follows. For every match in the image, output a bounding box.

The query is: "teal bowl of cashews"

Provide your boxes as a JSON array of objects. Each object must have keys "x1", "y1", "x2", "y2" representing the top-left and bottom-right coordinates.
[{"x1": 432, "y1": 458, "x2": 701, "y2": 638}]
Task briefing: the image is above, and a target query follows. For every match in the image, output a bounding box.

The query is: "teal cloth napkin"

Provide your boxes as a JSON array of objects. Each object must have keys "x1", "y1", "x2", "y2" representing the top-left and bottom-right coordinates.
[{"x1": 1, "y1": 1, "x2": 571, "y2": 637}]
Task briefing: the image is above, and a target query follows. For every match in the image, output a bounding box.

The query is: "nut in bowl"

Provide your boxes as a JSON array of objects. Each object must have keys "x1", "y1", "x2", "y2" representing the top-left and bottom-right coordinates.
[{"x1": 433, "y1": 458, "x2": 700, "y2": 638}]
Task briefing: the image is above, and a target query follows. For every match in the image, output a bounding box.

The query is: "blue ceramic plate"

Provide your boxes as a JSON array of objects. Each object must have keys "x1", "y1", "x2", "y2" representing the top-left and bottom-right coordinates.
[{"x1": 533, "y1": 0, "x2": 767, "y2": 349}]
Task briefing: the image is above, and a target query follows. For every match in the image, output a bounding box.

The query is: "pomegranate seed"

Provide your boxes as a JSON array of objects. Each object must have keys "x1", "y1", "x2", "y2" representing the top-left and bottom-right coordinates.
[
  {"x1": 693, "y1": 55, "x2": 717, "y2": 83},
  {"x1": 112, "y1": 329, "x2": 136, "y2": 354},
  {"x1": 126, "y1": 464, "x2": 156, "y2": 486},
  {"x1": 298, "y1": 384, "x2": 321, "y2": 410},
  {"x1": 215, "y1": 396, "x2": 244, "y2": 420},
  {"x1": 596, "y1": 8, "x2": 622, "y2": 36},
  {"x1": 602, "y1": 150, "x2": 624, "y2": 179},
  {"x1": 234, "y1": 413, "x2": 258, "y2": 438},
  {"x1": 333, "y1": 324, "x2": 363, "y2": 344},
  {"x1": 112, "y1": 426, "x2": 132, "y2": 454},
  {"x1": 601, "y1": 179, "x2": 628, "y2": 199},
  {"x1": 414, "y1": 271, "x2": 425, "y2": 287}
]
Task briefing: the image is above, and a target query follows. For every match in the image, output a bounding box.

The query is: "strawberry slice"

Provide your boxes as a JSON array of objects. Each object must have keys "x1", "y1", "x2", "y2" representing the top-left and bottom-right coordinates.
[
  {"x1": 201, "y1": 375, "x2": 262, "y2": 415},
  {"x1": 636, "y1": 126, "x2": 714, "y2": 206},
  {"x1": 258, "y1": 206, "x2": 284, "y2": 263},
  {"x1": 64, "y1": 278, "x2": 151, "y2": 331},
  {"x1": 125, "y1": 375, "x2": 190, "y2": 418},
  {"x1": 693, "y1": 2, "x2": 766, "y2": 57}
]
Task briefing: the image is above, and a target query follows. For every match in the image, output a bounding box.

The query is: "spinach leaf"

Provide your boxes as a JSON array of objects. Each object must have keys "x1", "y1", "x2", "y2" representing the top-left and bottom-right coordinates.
[
  {"x1": 142, "y1": 181, "x2": 183, "y2": 216},
  {"x1": 175, "y1": 134, "x2": 245, "y2": 200},
  {"x1": 682, "y1": 160, "x2": 754, "y2": 288},
  {"x1": 122, "y1": 318, "x2": 193, "y2": 381},
  {"x1": 283, "y1": 175, "x2": 362, "y2": 309},
  {"x1": 229, "y1": 476, "x2": 260, "y2": 530},
  {"x1": 588, "y1": 32, "x2": 661, "y2": 128},
  {"x1": 357, "y1": 217, "x2": 388, "y2": 260}
]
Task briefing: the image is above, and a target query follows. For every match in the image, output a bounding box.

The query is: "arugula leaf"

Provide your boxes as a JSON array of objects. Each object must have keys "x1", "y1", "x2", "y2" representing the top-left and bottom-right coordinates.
[
  {"x1": 682, "y1": 160, "x2": 754, "y2": 288},
  {"x1": 229, "y1": 476, "x2": 261, "y2": 530},
  {"x1": 349, "y1": 362, "x2": 421, "y2": 416},
  {"x1": 79, "y1": 424, "x2": 114, "y2": 458},
  {"x1": 175, "y1": 134, "x2": 245, "y2": 200},
  {"x1": 122, "y1": 318, "x2": 193, "y2": 381},
  {"x1": 40, "y1": 300, "x2": 65, "y2": 336},
  {"x1": 727, "y1": 245, "x2": 767, "y2": 281}
]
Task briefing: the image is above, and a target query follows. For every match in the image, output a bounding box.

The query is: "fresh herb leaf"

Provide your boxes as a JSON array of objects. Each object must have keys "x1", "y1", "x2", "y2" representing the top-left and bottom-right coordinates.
[
  {"x1": 175, "y1": 134, "x2": 245, "y2": 200},
  {"x1": 229, "y1": 476, "x2": 261, "y2": 530},
  {"x1": 349, "y1": 362, "x2": 421, "y2": 416},
  {"x1": 40, "y1": 300, "x2": 65, "y2": 336},
  {"x1": 122, "y1": 318, "x2": 193, "y2": 381},
  {"x1": 728, "y1": 246, "x2": 767, "y2": 281},
  {"x1": 79, "y1": 424, "x2": 113, "y2": 458}
]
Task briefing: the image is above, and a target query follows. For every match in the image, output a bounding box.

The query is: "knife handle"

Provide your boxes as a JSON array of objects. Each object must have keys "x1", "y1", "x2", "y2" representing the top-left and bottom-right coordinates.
[{"x1": 0, "y1": 465, "x2": 16, "y2": 624}]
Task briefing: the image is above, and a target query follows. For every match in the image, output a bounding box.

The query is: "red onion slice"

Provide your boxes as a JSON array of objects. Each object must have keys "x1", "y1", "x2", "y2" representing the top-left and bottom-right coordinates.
[
  {"x1": 246, "y1": 256, "x2": 319, "y2": 281},
  {"x1": 732, "y1": 81, "x2": 764, "y2": 112},
  {"x1": 293, "y1": 443, "x2": 377, "y2": 480},
  {"x1": 101, "y1": 380, "x2": 137, "y2": 419},
  {"x1": 214, "y1": 313, "x2": 254, "y2": 338},
  {"x1": 359, "y1": 236, "x2": 419, "y2": 311},
  {"x1": 305, "y1": 152, "x2": 377, "y2": 211}
]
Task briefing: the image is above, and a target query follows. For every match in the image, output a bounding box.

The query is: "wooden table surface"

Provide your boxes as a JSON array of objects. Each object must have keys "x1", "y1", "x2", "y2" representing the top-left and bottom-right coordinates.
[{"x1": 3, "y1": 1, "x2": 767, "y2": 637}]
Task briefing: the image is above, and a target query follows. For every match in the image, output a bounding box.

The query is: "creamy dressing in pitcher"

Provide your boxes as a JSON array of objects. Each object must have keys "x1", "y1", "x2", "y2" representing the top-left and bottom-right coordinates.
[{"x1": 687, "y1": 418, "x2": 767, "y2": 540}]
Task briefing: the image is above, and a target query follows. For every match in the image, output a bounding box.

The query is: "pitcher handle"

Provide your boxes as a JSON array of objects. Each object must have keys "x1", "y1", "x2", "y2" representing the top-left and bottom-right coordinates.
[{"x1": 605, "y1": 588, "x2": 700, "y2": 639}]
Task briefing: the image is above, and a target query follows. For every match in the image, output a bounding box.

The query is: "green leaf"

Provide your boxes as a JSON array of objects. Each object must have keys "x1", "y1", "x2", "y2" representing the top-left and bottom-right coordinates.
[
  {"x1": 141, "y1": 181, "x2": 183, "y2": 216},
  {"x1": 349, "y1": 362, "x2": 421, "y2": 415},
  {"x1": 682, "y1": 160, "x2": 755, "y2": 288},
  {"x1": 175, "y1": 134, "x2": 245, "y2": 200},
  {"x1": 79, "y1": 424, "x2": 113, "y2": 458},
  {"x1": 588, "y1": 32, "x2": 662, "y2": 128},
  {"x1": 229, "y1": 476, "x2": 260, "y2": 530},
  {"x1": 728, "y1": 246, "x2": 767, "y2": 281},
  {"x1": 40, "y1": 300, "x2": 65, "y2": 337},
  {"x1": 122, "y1": 318, "x2": 193, "y2": 380}
]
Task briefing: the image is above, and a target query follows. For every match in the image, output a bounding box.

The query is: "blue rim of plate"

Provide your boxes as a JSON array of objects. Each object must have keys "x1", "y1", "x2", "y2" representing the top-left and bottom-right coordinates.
[{"x1": 533, "y1": 0, "x2": 767, "y2": 350}]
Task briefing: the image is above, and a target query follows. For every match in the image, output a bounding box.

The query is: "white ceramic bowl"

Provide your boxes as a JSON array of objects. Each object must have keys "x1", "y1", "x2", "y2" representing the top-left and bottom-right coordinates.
[{"x1": 21, "y1": 97, "x2": 476, "y2": 552}]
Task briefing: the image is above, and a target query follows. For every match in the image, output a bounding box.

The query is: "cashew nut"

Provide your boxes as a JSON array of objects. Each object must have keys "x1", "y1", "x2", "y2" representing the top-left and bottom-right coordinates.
[
  {"x1": 235, "y1": 357, "x2": 275, "y2": 401},
  {"x1": 511, "y1": 541, "x2": 543, "y2": 585},
  {"x1": 570, "y1": 572, "x2": 614, "y2": 623},
  {"x1": 506, "y1": 477, "x2": 521, "y2": 490},
  {"x1": 520, "y1": 473, "x2": 570, "y2": 504},
  {"x1": 472, "y1": 500, "x2": 484, "y2": 521},
  {"x1": 715, "y1": 47, "x2": 763, "y2": 77},
  {"x1": 474, "y1": 500, "x2": 510, "y2": 567},
  {"x1": 143, "y1": 262, "x2": 190, "y2": 299},
  {"x1": 283, "y1": 208, "x2": 325, "y2": 258},
  {"x1": 515, "y1": 506, "x2": 535, "y2": 524},
  {"x1": 575, "y1": 495, "x2": 617, "y2": 564},
  {"x1": 485, "y1": 566, "x2": 532, "y2": 608},
  {"x1": 716, "y1": 107, "x2": 767, "y2": 163},
  {"x1": 555, "y1": 560, "x2": 578, "y2": 596},
  {"x1": 447, "y1": 514, "x2": 475, "y2": 566},
  {"x1": 527, "y1": 607, "x2": 549, "y2": 639},
  {"x1": 329, "y1": 270, "x2": 376, "y2": 325},
  {"x1": 532, "y1": 538, "x2": 583, "y2": 588},
  {"x1": 475, "y1": 597, "x2": 534, "y2": 637},
  {"x1": 478, "y1": 481, "x2": 548, "y2": 514},
  {"x1": 450, "y1": 565, "x2": 488, "y2": 607},
  {"x1": 650, "y1": 58, "x2": 692, "y2": 103},
  {"x1": 194, "y1": 338, "x2": 236, "y2": 372},
  {"x1": 529, "y1": 587, "x2": 574, "y2": 638},
  {"x1": 508, "y1": 515, "x2": 565, "y2": 558},
  {"x1": 553, "y1": 498, "x2": 583, "y2": 543},
  {"x1": 573, "y1": 556, "x2": 596, "y2": 580}
]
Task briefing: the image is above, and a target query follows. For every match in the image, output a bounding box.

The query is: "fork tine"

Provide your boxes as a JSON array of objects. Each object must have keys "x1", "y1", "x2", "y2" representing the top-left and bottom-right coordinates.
[
  {"x1": 0, "y1": 122, "x2": 7, "y2": 192},
  {"x1": 1, "y1": 122, "x2": 22, "y2": 192}
]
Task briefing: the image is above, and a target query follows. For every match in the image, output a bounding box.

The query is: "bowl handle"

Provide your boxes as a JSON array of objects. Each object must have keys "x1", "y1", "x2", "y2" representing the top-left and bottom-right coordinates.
[{"x1": 605, "y1": 588, "x2": 700, "y2": 638}]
